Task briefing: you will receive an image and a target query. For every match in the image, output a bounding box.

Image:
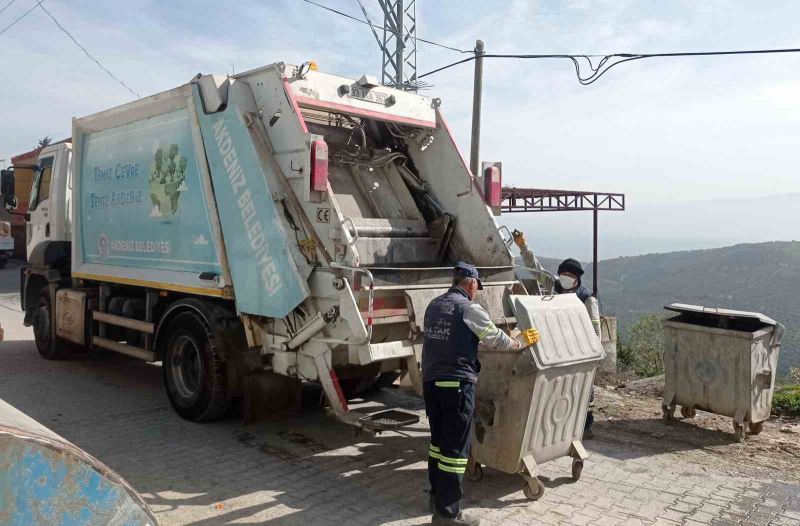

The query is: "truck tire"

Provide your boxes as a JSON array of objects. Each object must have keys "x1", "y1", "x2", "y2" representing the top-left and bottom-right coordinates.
[
  {"x1": 162, "y1": 311, "x2": 231, "y2": 422},
  {"x1": 33, "y1": 291, "x2": 67, "y2": 360}
]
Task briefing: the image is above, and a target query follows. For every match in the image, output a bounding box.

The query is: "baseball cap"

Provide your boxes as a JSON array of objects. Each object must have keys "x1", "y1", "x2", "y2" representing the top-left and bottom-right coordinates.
[{"x1": 454, "y1": 261, "x2": 483, "y2": 290}]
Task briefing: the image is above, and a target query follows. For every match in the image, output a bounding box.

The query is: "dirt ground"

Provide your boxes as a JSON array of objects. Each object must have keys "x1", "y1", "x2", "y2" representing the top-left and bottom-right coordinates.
[{"x1": 593, "y1": 376, "x2": 800, "y2": 484}]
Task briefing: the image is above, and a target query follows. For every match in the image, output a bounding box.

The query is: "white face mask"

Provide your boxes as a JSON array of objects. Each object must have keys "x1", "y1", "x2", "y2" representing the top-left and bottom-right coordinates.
[{"x1": 559, "y1": 275, "x2": 577, "y2": 290}]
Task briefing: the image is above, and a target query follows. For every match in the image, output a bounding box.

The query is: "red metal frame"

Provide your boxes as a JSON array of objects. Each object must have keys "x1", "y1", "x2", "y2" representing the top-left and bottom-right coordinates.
[{"x1": 501, "y1": 188, "x2": 625, "y2": 213}]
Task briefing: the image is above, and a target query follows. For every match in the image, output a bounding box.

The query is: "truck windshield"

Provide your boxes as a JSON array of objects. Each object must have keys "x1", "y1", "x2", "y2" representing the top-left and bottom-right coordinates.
[{"x1": 29, "y1": 156, "x2": 54, "y2": 211}]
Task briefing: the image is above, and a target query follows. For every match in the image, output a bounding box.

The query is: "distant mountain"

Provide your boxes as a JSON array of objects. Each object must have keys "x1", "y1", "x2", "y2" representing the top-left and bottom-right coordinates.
[
  {"x1": 503, "y1": 193, "x2": 800, "y2": 261},
  {"x1": 522, "y1": 241, "x2": 800, "y2": 377}
]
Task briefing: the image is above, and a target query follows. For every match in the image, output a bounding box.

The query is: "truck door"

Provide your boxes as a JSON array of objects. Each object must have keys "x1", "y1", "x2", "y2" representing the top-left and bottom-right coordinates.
[{"x1": 26, "y1": 154, "x2": 54, "y2": 261}]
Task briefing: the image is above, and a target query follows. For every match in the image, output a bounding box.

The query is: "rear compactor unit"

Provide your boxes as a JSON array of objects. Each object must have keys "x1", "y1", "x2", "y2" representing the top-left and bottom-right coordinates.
[
  {"x1": 661, "y1": 304, "x2": 783, "y2": 442},
  {"x1": 467, "y1": 294, "x2": 604, "y2": 500}
]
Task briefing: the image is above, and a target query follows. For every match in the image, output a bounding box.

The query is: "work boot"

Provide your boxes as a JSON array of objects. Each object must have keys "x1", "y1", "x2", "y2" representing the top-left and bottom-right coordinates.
[{"x1": 432, "y1": 510, "x2": 481, "y2": 525}]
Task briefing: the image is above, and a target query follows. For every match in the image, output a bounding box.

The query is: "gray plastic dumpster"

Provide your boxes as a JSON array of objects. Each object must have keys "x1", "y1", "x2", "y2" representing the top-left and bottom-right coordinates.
[
  {"x1": 661, "y1": 304, "x2": 784, "y2": 442},
  {"x1": 466, "y1": 294, "x2": 605, "y2": 500}
]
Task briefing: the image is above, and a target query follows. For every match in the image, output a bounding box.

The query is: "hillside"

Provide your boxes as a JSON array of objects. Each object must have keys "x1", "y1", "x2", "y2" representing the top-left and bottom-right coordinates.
[{"x1": 526, "y1": 241, "x2": 800, "y2": 377}]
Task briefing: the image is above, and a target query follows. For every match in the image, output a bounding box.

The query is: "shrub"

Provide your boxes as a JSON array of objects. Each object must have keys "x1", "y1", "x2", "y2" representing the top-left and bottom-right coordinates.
[
  {"x1": 772, "y1": 385, "x2": 800, "y2": 417},
  {"x1": 618, "y1": 314, "x2": 667, "y2": 378}
]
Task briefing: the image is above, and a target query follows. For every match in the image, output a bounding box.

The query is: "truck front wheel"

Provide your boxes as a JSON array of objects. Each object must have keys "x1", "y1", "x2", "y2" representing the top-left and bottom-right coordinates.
[
  {"x1": 33, "y1": 291, "x2": 66, "y2": 360},
  {"x1": 162, "y1": 311, "x2": 231, "y2": 422}
]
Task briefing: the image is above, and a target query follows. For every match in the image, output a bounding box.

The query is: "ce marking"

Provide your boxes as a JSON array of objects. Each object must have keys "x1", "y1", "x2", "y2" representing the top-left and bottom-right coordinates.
[{"x1": 316, "y1": 208, "x2": 331, "y2": 223}]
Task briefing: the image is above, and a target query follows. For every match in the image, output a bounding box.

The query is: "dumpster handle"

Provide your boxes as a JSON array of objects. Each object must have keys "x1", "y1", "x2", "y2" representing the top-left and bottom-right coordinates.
[
  {"x1": 514, "y1": 265, "x2": 556, "y2": 295},
  {"x1": 497, "y1": 226, "x2": 514, "y2": 248},
  {"x1": 541, "y1": 295, "x2": 555, "y2": 302}
]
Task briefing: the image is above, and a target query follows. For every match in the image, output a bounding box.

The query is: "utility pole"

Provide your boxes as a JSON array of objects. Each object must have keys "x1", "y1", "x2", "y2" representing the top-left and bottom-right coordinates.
[{"x1": 469, "y1": 39, "x2": 485, "y2": 176}]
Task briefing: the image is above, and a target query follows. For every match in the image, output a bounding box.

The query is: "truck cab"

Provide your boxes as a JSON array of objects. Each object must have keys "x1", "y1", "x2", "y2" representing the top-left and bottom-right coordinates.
[{"x1": 25, "y1": 142, "x2": 72, "y2": 269}]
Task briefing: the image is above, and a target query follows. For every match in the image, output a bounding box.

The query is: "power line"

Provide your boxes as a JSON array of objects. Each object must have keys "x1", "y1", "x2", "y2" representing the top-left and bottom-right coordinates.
[
  {"x1": 0, "y1": 0, "x2": 18, "y2": 17},
  {"x1": 302, "y1": 0, "x2": 467, "y2": 53},
  {"x1": 0, "y1": 0, "x2": 42, "y2": 36},
  {"x1": 37, "y1": 3, "x2": 140, "y2": 98},
  {"x1": 354, "y1": 0, "x2": 382, "y2": 49},
  {"x1": 418, "y1": 48, "x2": 800, "y2": 85}
]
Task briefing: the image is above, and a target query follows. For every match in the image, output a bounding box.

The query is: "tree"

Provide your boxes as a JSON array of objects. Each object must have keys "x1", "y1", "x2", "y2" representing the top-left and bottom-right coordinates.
[
  {"x1": 37, "y1": 136, "x2": 52, "y2": 148},
  {"x1": 154, "y1": 148, "x2": 163, "y2": 172},
  {"x1": 618, "y1": 314, "x2": 667, "y2": 377}
]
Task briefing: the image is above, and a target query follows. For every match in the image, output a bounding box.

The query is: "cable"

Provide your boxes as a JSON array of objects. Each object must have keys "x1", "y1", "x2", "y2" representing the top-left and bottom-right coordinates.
[
  {"x1": 0, "y1": 0, "x2": 42, "y2": 36},
  {"x1": 37, "y1": 3, "x2": 140, "y2": 98},
  {"x1": 302, "y1": 0, "x2": 467, "y2": 53},
  {"x1": 354, "y1": 0, "x2": 382, "y2": 49},
  {"x1": 0, "y1": 0, "x2": 18, "y2": 16},
  {"x1": 418, "y1": 47, "x2": 800, "y2": 85}
]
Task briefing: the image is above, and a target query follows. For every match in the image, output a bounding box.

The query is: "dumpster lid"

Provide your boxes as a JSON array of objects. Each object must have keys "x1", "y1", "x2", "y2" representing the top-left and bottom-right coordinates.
[
  {"x1": 664, "y1": 303, "x2": 779, "y2": 327},
  {"x1": 510, "y1": 294, "x2": 604, "y2": 369}
]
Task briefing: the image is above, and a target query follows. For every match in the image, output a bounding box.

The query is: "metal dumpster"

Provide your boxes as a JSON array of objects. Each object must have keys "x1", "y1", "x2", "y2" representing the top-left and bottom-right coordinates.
[
  {"x1": 661, "y1": 304, "x2": 784, "y2": 442},
  {"x1": 467, "y1": 294, "x2": 605, "y2": 500},
  {"x1": 0, "y1": 398, "x2": 158, "y2": 525}
]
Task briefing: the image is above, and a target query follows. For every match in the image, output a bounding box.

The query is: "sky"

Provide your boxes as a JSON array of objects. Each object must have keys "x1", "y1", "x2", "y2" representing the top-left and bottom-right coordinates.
[{"x1": 1, "y1": 0, "x2": 799, "y2": 259}]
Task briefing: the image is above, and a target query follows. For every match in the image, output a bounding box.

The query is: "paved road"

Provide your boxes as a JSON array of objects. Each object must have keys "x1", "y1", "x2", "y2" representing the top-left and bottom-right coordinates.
[{"x1": 0, "y1": 266, "x2": 798, "y2": 525}]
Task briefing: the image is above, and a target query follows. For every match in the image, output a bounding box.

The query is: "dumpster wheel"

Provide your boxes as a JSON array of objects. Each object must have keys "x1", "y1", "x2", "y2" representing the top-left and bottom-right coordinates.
[
  {"x1": 466, "y1": 460, "x2": 483, "y2": 482},
  {"x1": 680, "y1": 406, "x2": 696, "y2": 419},
  {"x1": 748, "y1": 421, "x2": 764, "y2": 435},
  {"x1": 571, "y1": 458, "x2": 584, "y2": 481},
  {"x1": 733, "y1": 423, "x2": 745, "y2": 442},
  {"x1": 522, "y1": 477, "x2": 545, "y2": 500}
]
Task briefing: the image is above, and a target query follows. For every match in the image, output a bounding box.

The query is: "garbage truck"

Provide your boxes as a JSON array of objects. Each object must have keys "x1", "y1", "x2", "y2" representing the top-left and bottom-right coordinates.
[
  {"x1": 0, "y1": 61, "x2": 523, "y2": 428},
  {"x1": 0, "y1": 61, "x2": 604, "y2": 497}
]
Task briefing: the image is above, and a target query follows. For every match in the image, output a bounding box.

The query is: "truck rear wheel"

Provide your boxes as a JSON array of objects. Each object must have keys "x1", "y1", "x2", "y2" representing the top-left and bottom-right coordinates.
[
  {"x1": 162, "y1": 311, "x2": 230, "y2": 422},
  {"x1": 33, "y1": 291, "x2": 66, "y2": 360}
]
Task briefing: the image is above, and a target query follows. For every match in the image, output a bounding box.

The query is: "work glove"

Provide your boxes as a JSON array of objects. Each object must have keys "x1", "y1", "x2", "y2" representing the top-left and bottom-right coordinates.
[
  {"x1": 519, "y1": 328, "x2": 540, "y2": 348},
  {"x1": 512, "y1": 229, "x2": 527, "y2": 248}
]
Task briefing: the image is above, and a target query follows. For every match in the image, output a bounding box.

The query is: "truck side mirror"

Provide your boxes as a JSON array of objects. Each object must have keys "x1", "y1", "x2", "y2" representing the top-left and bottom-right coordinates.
[{"x1": 0, "y1": 169, "x2": 16, "y2": 209}]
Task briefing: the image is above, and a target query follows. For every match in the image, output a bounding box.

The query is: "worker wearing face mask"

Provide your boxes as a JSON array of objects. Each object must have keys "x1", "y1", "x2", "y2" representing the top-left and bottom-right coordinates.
[{"x1": 554, "y1": 258, "x2": 601, "y2": 438}]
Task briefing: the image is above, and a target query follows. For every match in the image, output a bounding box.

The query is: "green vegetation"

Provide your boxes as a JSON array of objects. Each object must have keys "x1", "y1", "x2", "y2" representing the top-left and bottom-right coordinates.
[
  {"x1": 617, "y1": 314, "x2": 667, "y2": 377},
  {"x1": 784, "y1": 241, "x2": 800, "y2": 260},
  {"x1": 772, "y1": 384, "x2": 800, "y2": 417}
]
